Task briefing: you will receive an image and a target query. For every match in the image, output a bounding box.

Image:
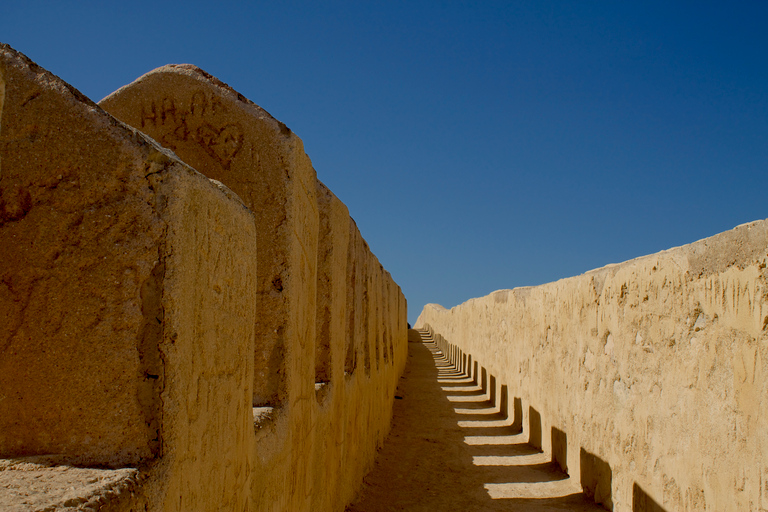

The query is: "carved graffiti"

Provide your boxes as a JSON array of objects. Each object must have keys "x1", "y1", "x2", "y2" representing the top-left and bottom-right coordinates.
[{"x1": 140, "y1": 90, "x2": 243, "y2": 170}]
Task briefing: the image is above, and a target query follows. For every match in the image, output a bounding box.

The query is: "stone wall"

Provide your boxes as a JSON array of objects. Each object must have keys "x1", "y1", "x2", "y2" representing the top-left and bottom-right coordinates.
[
  {"x1": 0, "y1": 44, "x2": 407, "y2": 512},
  {"x1": 416, "y1": 220, "x2": 768, "y2": 512}
]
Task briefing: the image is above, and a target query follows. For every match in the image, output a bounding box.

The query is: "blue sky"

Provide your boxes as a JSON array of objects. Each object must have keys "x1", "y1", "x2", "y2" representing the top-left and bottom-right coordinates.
[{"x1": 3, "y1": 1, "x2": 767, "y2": 324}]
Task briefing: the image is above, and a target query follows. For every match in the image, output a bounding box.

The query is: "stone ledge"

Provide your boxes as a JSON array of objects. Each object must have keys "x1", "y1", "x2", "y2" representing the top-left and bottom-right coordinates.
[
  {"x1": 0, "y1": 456, "x2": 143, "y2": 511},
  {"x1": 252, "y1": 407, "x2": 276, "y2": 431}
]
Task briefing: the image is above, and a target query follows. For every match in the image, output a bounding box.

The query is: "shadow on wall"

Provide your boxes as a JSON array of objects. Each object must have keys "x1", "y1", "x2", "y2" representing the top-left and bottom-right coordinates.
[
  {"x1": 436, "y1": 335, "x2": 604, "y2": 510},
  {"x1": 551, "y1": 427, "x2": 567, "y2": 474},
  {"x1": 421, "y1": 327, "x2": 612, "y2": 512},
  {"x1": 580, "y1": 448, "x2": 613, "y2": 510},
  {"x1": 354, "y1": 329, "x2": 608, "y2": 512},
  {"x1": 633, "y1": 483, "x2": 667, "y2": 512},
  {"x1": 528, "y1": 407, "x2": 542, "y2": 451},
  {"x1": 512, "y1": 397, "x2": 523, "y2": 433}
]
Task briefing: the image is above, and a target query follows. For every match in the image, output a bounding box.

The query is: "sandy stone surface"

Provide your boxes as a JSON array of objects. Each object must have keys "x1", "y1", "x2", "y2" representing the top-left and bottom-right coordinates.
[
  {"x1": 2, "y1": 43, "x2": 406, "y2": 511},
  {"x1": 0, "y1": 43, "x2": 167, "y2": 466},
  {"x1": 99, "y1": 64, "x2": 317, "y2": 409},
  {"x1": 346, "y1": 333, "x2": 602, "y2": 512},
  {"x1": 417, "y1": 219, "x2": 768, "y2": 512},
  {"x1": 100, "y1": 64, "x2": 408, "y2": 512},
  {"x1": 1, "y1": 44, "x2": 259, "y2": 512},
  {"x1": 0, "y1": 457, "x2": 141, "y2": 511}
]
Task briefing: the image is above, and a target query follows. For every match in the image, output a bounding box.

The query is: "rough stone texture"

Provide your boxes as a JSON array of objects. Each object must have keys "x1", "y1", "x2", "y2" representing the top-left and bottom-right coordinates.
[
  {"x1": 100, "y1": 66, "x2": 311, "y2": 409},
  {"x1": 140, "y1": 170, "x2": 257, "y2": 512},
  {"x1": 0, "y1": 457, "x2": 145, "y2": 512},
  {"x1": 416, "y1": 219, "x2": 768, "y2": 512},
  {"x1": 0, "y1": 45, "x2": 258, "y2": 511},
  {"x1": 0, "y1": 45, "x2": 163, "y2": 467},
  {"x1": 100, "y1": 65, "x2": 408, "y2": 511}
]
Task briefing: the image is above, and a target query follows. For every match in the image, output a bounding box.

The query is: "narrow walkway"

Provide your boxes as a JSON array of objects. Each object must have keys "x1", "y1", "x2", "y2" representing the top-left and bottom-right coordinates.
[{"x1": 346, "y1": 330, "x2": 604, "y2": 512}]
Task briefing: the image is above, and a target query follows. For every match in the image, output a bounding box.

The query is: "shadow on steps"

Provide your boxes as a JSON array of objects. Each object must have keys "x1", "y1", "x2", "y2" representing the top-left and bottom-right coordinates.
[{"x1": 346, "y1": 332, "x2": 606, "y2": 512}]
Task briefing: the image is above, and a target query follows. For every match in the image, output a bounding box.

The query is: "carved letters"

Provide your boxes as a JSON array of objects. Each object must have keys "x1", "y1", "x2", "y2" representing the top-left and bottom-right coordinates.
[{"x1": 140, "y1": 90, "x2": 243, "y2": 169}]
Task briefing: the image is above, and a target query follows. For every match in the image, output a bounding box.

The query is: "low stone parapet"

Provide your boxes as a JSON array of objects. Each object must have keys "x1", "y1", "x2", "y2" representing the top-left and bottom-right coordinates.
[{"x1": 417, "y1": 219, "x2": 768, "y2": 512}]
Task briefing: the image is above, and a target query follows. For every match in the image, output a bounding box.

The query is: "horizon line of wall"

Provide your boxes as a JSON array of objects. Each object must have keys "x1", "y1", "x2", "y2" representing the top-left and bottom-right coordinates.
[
  {"x1": 0, "y1": 43, "x2": 407, "y2": 512},
  {"x1": 417, "y1": 218, "x2": 768, "y2": 512}
]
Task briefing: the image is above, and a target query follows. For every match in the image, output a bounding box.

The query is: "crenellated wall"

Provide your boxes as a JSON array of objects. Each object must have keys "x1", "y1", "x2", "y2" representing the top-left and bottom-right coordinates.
[
  {"x1": 13, "y1": 35, "x2": 766, "y2": 512},
  {"x1": 0, "y1": 44, "x2": 407, "y2": 512},
  {"x1": 417, "y1": 219, "x2": 768, "y2": 512}
]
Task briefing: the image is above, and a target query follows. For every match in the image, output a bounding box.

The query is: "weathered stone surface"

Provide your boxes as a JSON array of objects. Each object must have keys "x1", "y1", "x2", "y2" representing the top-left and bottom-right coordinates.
[
  {"x1": 100, "y1": 64, "x2": 408, "y2": 511},
  {"x1": 0, "y1": 456, "x2": 144, "y2": 512},
  {"x1": 416, "y1": 219, "x2": 768, "y2": 512},
  {"x1": 101, "y1": 66, "x2": 313, "y2": 409},
  {"x1": 0, "y1": 44, "x2": 258, "y2": 512},
  {"x1": 1, "y1": 44, "x2": 407, "y2": 512},
  {"x1": 1, "y1": 44, "x2": 165, "y2": 467},
  {"x1": 144, "y1": 170, "x2": 257, "y2": 512}
]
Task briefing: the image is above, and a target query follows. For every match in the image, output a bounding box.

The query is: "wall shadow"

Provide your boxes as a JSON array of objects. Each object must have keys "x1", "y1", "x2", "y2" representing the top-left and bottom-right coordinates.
[
  {"x1": 528, "y1": 406, "x2": 542, "y2": 450},
  {"x1": 512, "y1": 397, "x2": 523, "y2": 433},
  {"x1": 580, "y1": 448, "x2": 613, "y2": 510},
  {"x1": 488, "y1": 374, "x2": 497, "y2": 408},
  {"x1": 348, "y1": 335, "x2": 604, "y2": 512},
  {"x1": 499, "y1": 385, "x2": 509, "y2": 419},
  {"x1": 633, "y1": 483, "x2": 667, "y2": 512},
  {"x1": 551, "y1": 427, "x2": 567, "y2": 474}
]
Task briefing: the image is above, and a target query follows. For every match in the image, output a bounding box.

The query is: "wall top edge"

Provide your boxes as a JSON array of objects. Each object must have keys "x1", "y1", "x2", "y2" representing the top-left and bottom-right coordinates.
[
  {"x1": 99, "y1": 63, "x2": 297, "y2": 148},
  {"x1": 420, "y1": 217, "x2": 768, "y2": 315},
  {"x1": 0, "y1": 43, "x2": 250, "y2": 213}
]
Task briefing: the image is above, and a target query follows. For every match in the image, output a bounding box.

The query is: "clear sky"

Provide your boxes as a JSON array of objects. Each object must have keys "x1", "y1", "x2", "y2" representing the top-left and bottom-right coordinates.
[{"x1": 3, "y1": 1, "x2": 767, "y2": 325}]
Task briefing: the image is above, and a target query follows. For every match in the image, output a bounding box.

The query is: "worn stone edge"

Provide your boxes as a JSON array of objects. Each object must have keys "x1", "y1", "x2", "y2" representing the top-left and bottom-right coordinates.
[{"x1": 425, "y1": 218, "x2": 768, "y2": 311}]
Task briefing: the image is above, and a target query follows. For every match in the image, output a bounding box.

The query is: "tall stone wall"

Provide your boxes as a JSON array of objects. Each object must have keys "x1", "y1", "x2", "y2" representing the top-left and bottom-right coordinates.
[
  {"x1": 101, "y1": 64, "x2": 315, "y2": 410},
  {"x1": 416, "y1": 220, "x2": 768, "y2": 512},
  {"x1": 0, "y1": 44, "x2": 258, "y2": 511},
  {"x1": 1, "y1": 44, "x2": 407, "y2": 512}
]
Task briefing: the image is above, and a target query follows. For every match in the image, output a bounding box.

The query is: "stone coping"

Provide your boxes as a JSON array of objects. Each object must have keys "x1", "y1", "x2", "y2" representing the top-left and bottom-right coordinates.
[{"x1": 0, "y1": 456, "x2": 141, "y2": 511}]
